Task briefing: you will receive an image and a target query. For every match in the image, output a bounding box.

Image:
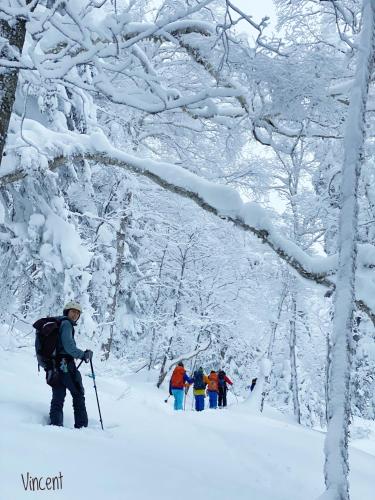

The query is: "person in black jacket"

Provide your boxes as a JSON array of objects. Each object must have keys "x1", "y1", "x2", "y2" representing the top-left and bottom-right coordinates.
[
  {"x1": 49, "y1": 302, "x2": 93, "y2": 428},
  {"x1": 217, "y1": 369, "x2": 233, "y2": 408}
]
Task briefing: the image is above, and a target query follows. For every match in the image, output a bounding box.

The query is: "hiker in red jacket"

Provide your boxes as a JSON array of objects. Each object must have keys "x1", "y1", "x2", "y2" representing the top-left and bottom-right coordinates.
[
  {"x1": 218, "y1": 370, "x2": 233, "y2": 408},
  {"x1": 169, "y1": 362, "x2": 193, "y2": 410}
]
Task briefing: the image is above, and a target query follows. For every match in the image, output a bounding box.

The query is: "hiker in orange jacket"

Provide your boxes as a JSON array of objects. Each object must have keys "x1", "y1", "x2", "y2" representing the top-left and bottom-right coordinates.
[
  {"x1": 169, "y1": 362, "x2": 193, "y2": 410},
  {"x1": 207, "y1": 370, "x2": 219, "y2": 409}
]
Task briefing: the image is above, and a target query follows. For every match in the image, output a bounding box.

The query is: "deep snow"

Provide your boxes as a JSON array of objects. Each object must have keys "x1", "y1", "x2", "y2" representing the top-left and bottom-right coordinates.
[{"x1": 1, "y1": 345, "x2": 375, "y2": 500}]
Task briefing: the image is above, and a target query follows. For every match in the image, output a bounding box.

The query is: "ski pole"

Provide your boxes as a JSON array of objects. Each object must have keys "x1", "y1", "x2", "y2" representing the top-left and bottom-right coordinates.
[
  {"x1": 184, "y1": 386, "x2": 189, "y2": 411},
  {"x1": 89, "y1": 359, "x2": 104, "y2": 430},
  {"x1": 77, "y1": 359, "x2": 84, "y2": 369},
  {"x1": 164, "y1": 394, "x2": 171, "y2": 403},
  {"x1": 228, "y1": 387, "x2": 239, "y2": 404}
]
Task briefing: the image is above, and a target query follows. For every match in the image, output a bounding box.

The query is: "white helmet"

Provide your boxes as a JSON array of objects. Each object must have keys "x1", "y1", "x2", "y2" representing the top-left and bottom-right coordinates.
[{"x1": 63, "y1": 301, "x2": 82, "y2": 314}]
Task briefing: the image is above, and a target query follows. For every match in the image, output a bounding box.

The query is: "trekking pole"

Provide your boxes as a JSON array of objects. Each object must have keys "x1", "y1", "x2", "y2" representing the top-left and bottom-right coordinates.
[
  {"x1": 184, "y1": 386, "x2": 189, "y2": 411},
  {"x1": 89, "y1": 359, "x2": 104, "y2": 430},
  {"x1": 229, "y1": 387, "x2": 239, "y2": 404}
]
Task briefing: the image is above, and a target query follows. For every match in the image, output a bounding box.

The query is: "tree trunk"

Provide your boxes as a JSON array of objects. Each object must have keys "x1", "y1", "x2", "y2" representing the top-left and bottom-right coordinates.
[
  {"x1": 0, "y1": 16, "x2": 28, "y2": 164},
  {"x1": 322, "y1": 2, "x2": 375, "y2": 499},
  {"x1": 101, "y1": 192, "x2": 132, "y2": 359},
  {"x1": 260, "y1": 283, "x2": 287, "y2": 412},
  {"x1": 156, "y1": 249, "x2": 188, "y2": 387},
  {"x1": 289, "y1": 287, "x2": 301, "y2": 424},
  {"x1": 148, "y1": 239, "x2": 169, "y2": 370},
  {"x1": 325, "y1": 328, "x2": 330, "y2": 427},
  {"x1": 156, "y1": 334, "x2": 174, "y2": 388},
  {"x1": 190, "y1": 328, "x2": 203, "y2": 375}
]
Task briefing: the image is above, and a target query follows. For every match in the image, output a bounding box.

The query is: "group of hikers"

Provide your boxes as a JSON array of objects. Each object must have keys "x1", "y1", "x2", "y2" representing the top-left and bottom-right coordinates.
[
  {"x1": 34, "y1": 301, "x2": 247, "y2": 429},
  {"x1": 169, "y1": 362, "x2": 233, "y2": 411}
]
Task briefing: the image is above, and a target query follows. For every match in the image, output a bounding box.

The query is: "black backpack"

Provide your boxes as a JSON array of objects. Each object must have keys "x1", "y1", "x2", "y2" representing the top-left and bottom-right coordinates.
[
  {"x1": 218, "y1": 370, "x2": 226, "y2": 388},
  {"x1": 194, "y1": 370, "x2": 205, "y2": 390},
  {"x1": 33, "y1": 317, "x2": 62, "y2": 370}
]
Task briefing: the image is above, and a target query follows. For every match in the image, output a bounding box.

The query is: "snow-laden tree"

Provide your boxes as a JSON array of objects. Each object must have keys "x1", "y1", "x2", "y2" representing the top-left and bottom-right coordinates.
[{"x1": 2, "y1": 2, "x2": 375, "y2": 499}]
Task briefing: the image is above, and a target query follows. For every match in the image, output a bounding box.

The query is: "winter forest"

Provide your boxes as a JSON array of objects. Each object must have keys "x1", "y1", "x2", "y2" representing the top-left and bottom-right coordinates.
[{"x1": 1, "y1": 1, "x2": 375, "y2": 500}]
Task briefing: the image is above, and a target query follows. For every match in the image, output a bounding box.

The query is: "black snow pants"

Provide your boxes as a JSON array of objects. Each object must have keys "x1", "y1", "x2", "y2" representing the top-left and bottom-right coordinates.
[
  {"x1": 49, "y1": 359, "x2": 88, "y2": 428},
  {"x1": 218, "y1": 386, "x2": 227, "y2": 407}
]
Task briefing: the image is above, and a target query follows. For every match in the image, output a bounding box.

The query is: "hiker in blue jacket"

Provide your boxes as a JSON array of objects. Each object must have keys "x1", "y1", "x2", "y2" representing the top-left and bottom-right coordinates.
[{"x1": 49, "y1": 302, "x2": 93, "y2": 428}]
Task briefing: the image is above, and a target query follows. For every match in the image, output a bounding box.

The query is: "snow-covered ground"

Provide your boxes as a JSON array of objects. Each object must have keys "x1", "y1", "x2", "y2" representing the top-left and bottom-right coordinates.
[{"x1": 1, "y1": 345, "x2": 375, "y2": 500}]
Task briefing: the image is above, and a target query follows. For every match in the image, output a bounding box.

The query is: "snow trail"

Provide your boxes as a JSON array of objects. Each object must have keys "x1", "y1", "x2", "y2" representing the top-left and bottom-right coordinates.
[{"x1": 1, "y1": 347, "x2": 374, "y2": 500}]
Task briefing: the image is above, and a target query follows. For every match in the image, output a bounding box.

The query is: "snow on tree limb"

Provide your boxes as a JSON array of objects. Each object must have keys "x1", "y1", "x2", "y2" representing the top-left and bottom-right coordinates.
[
  {"x1": 2, "y1": 118, "x2": 375, "y2": 326},
  {"x1": 1, "y1": 4, "x2": 338, "y2": 143},
  {"x1": 1, "y1": 122, "x2": 334, "y2": 280}
]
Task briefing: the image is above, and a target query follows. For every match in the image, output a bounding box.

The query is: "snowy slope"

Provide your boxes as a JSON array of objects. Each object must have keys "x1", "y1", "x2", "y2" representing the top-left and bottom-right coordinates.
[{"x1": 1, "y1": 346, "x2": 375, "y2": 500}]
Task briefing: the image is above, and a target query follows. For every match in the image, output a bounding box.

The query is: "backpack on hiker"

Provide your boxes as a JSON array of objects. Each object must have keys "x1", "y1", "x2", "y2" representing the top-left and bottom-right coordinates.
[
  {"x1": 208, "y1": 372, "x2": 219, "y2": 392},
  {"x1": 33, "y1": 317, "x2": 63, "y2": 371},
  {"x1": 170, "y1": 366, "x2": 185, "y2": 388},
  {"x1": 193, "y1": 370, "x2": 206, "y2": 390},
  {"x1": 218, "y1": 370, "x2": 226, "y2": 389}
]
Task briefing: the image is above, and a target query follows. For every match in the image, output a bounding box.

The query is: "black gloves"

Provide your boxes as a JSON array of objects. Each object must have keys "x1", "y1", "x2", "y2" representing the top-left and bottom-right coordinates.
[{"x1": 83, "y1": 349, "x2": 93, "y2": 363}]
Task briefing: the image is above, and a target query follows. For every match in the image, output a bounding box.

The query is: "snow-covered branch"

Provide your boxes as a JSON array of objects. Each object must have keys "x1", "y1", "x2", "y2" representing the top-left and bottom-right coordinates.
[
  {"x1": 5, "y1": 120, "x2": 375, "y2": 327},
  {"x1": 1, "y1": 120, "x2": 335, "y2": 281}
]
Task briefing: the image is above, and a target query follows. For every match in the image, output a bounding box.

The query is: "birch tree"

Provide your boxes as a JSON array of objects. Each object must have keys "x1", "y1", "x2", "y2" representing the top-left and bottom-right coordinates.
[
  {"x1": 321, "y1": 1, "x2": 375, "y2": 498},
  {"x1": 1, "y1": 4, "x2": 375, "y2": 497}
]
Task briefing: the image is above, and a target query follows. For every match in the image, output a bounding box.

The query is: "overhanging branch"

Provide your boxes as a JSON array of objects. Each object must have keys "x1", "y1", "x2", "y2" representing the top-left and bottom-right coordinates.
[
  {"x1": 1, "y1": 148, "x2": 334, "y2": 288},
  {"x1": 2, "y1": 144, "x2": 375, "y2": 326}
]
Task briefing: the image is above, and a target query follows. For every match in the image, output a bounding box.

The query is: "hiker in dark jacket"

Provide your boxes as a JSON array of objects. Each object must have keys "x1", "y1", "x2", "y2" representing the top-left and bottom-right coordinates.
[
  {"x1": 193, "y1": 367, "x2": 209, "y2": 411},
  {"x1": 250, "y1": 378, "x2": 258, "y2": 392},
  {"x1": 218, "y1": 370, "x2": 233, "y2": 408},
  {"x1": 49, "y1": 302, "x2": 93, "y2": 428}
]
